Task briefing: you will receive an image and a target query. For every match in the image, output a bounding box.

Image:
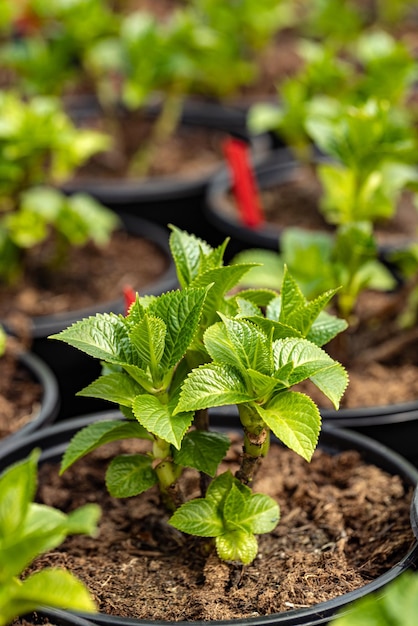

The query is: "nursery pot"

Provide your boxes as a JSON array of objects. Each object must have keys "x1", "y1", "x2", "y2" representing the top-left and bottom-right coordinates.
[
  {"x1": 3, "y1": 215, "x2": 178, "y2": 420},
  {"x1": 62, "y1": 99, "x2": 257, "y2": 246},
  {"x1": 0, "y1": 349, "x2": 60, "y2": 453},
  {"x1": 204, "y1": 147, "x2": 418, "y2": 262},
  {"x1": 21, "y1": 609, "x2": 97, "y2": 626},
  {"x1": 1, "y1": 410, "x2": 417, "y2": 626}
]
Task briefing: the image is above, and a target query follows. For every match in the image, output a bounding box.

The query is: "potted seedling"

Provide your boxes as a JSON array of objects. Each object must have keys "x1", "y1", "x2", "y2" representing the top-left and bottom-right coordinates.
[
  {"x1": 60, "y1": 0, "x2": 284, "y2": 237},
  {"x1": 0, "y1": 0, "x2": 121, "y2": 98},
  {"x1": 0, "y1": 449, "x2": 100, "y2": 625},
  {"x1": 0, "y1": 89, "x2": 178, "y2": 418},
  {"x1": 4, "y1": 227, "x2": 412, "y2": 624}
]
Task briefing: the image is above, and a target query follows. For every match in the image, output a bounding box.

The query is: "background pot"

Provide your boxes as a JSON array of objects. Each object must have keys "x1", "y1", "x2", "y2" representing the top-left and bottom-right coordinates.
[
  {"x1": 62, "y1": 99, "x2": 260, "y2": 246},
  {"x1": 3, "y1": 215, "x2": 178, "y2": 420},
  {"x1": 1, "y1": 410, "x2": 417, "y2": 626},
  {"x1": 0, "y1": 349, "x2": 60, "y2": 453}
]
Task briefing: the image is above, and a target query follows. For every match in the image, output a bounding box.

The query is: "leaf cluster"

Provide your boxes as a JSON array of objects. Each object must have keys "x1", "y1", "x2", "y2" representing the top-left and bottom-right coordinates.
[
  {"x1": 52, "y1": 228, "x2": 348, "y2": 564},
  {"x1": 0, "y1": 90, "x2": 118, "y2": 284},
  {"x1": 0, "y1": 0, "x2": 120, "y2": 97},
  {"x1": 0, "y1": 450, "x2": 100, "y2": 625}
]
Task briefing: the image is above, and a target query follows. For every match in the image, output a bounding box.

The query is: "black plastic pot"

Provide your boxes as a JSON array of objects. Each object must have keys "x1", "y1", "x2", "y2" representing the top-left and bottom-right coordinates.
[
  {"x1": 204, "y1": 148, "x2": 298, "y2": 260},
  {"x1": 0, "y1": 410, "x2": 417, "y2": 626},
  {"x1": 62, "y1": 99, "x2": 259, "y2": 246},
  {"x1": 0, "y1": 349, "x2": 60, "y2": 453},
  {"x1": 22, "y1": 608, "x2": 97, "y2": 626},
  {"x1": 3, "y1": 215, "x2": 178, "y2": 420}
]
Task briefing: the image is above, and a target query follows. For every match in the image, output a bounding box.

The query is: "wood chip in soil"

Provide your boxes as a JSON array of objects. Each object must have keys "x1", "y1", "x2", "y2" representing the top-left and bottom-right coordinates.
[{"x1": 19, "y1": 434, "x2": 415, "y2": 622}]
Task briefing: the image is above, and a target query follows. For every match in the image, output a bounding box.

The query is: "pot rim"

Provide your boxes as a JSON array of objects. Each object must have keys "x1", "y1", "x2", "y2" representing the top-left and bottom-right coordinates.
[
  {"x1": 3, "y1": 214, "x2": 178, "y2": 338},
  {"x1": 0, "y1": 349, "x2": 60, "y2": 451}
]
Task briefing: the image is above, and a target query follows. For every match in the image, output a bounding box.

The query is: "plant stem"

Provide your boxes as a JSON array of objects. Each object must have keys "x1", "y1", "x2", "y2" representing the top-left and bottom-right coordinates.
[
  {"x1": 194, "y1": 408, "x2": 212, "y2": 497},
  {"x1": 152, "y1": 437, "x2": 184, "y2": 511},
  {"x1": 128, "y1": 91, "x2": 183, "y2": 178},
  {"x1": 235, "y1": 403, "x2": 270, "y2": 486}
]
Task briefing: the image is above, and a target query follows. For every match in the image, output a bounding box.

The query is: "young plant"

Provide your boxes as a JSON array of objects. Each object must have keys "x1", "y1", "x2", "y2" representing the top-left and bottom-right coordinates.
[
  {"x1": 233, "y1": 224, "x2": 396, "y2": 321},
  {"x1": 85, "y1": 0, "x2": 286, "y2": 176},
  {"x1": 0, "y1": 90, "x2": 118, "y2": 283},
  {"x1": 0, "y1": 449, "x2": 100, "y2": 625},
  {"x1": 305, "y1": 98, "x2": 418, "y2": 225},
  {"x1": 0, "y1": 0, "x2": 120, "y2": 97},
  {"x1": 51, "y1": 227, "x2": 348, "y2": 564}
]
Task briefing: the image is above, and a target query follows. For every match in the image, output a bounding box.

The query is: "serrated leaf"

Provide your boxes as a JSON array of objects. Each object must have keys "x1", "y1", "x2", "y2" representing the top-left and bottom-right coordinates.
[
  {"x1": 129, "y1": 315, "x2": 166, "y2": 368},
  {"x1": 169, "y1": 226, "x2": 214, "y2": 287},
  {"x1": 310, "y1": 362, "x2": 349, "y2": 409},
  {"x1": 307, "y1": 311, "x2": 348, "y2": 346},
  {"x1": 50, "y1": 313, "x2": 137, "y2": 365},
  {"x1": 77, "y1": 372, "x2": 145, "y2": 407},
  {"x1": 216, "y1": 530, "x2": 258, "y2": 565},
  {"x1": 173, "y1": 431, "x2": 230, "y2": 476},
  {"x1": 60, "y1": 420, "x2": 152, "y2": 473},
  {"x1": 190, "y1": 264, "x2": 255, "y2": 326},
  {"x1": 176, "y1": 364, "x2": 253, "y2": 413},
  {"x1": 106, "y1": 454, "x2": 157, "y2": 497},
  {"x1": 216, "y1": 315, "x2": 273, "y2": 375},
  {"x1": 132, "y1": 394, "x2": 193, "y2": 449},
  {"x1": 243, "y1": 494, "x2": 280, "y2": 534},
  {"x1": 169, "y1": 499, "x2": 222, "y2": 536},
  {"x1": 147, "y1": 288, "x2": 208, "y2": 369},
  {"x1": 257, "y1": 391, "x2": 321, "y2": 461}
]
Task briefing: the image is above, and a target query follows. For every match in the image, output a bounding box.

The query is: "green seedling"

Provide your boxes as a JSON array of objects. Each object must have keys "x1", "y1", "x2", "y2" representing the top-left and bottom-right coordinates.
[
  {"x1": 51, "y1": 228, "x2": 348, "y2": 565},
  {"x1": 0, "y1": 449, "x2": 100, "y2": 625},
  {"x1": 0, "y1": 0, "x2": 120, "y2": 96},
  {"x1": 306, "y1": 98, "x2": 418, "y2": 225},
  {"x1": 0, "y1": 90, "x2": 118, "y2": 283},
  {"x1": 85, "y1": 0, "x2": 285, "y2": 177},
  {"x1": 233, "y1": 224, "x2": 396, "y2": 321},
  {"x1": 332, "y1": 569, "x2": 418, "y2": 626}
]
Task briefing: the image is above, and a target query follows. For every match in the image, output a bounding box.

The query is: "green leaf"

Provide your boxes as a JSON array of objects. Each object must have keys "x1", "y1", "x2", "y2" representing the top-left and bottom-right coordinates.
[
  {"x1": 0, "y1": 569, "x2": 96, "y2": 625},
  {"x1": 203, "y1": 317, "x2": 272, "y2": 375},
  {"x1": 129, "y1": 315, "x2": 166, "y2": 368},
  {"x1": 169, "y1": 499, "x2": 223, "y2": 536},
  {"x1": 173, "y1": 431, "x2": 231, "y2": 476},
  {"x1": 257, "y1": 391, "x2": 321, "y2": 461},
  {"x1": 106, "y1": 454, "x2": 157, "y2": 497},
  {"x1": 77, "y1": 372, "x2": 146, "y2": 407},
  {"x1": 60, "y1": 420, "x2": 152, "y2": 473},
  {"x1": 132, "y1": 394, "x2": 193, "y2": 449},
  {"x1": 50, "y1": 313, "x2": 137, "y2": 365},
  {"x1": 169, "y1": 225, "x2": 215, "y2": 287},
  {"x1": 176, "y1": 363, "x2": 253, "y2": 413},
  {"x1": 273, "y1": 337, "x2": 348, "y2": 406},
  {"x1": 0, "y1": 450, "x2": 39, "y2": 538},
  {"x1": 307, "y1": 310, "x2": 348, "y2": 346},
  {"x1": 147, "y1": 288, "x2": 208, "y2": 370},
  {"x1": 243, "y1": 493, "x2": 280, "y2": 534},
  {"x1": 216, "y1": 530, "x2": 258, "y2": 565}
]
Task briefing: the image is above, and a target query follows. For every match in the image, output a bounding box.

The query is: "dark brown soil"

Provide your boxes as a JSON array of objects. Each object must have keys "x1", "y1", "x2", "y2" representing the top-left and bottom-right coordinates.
[
  {"x1": 0, "y1": 226, "x2": 169, "y2": 337},
  {"x1": 0, "y1": 338, "x2": 42, "y2": 439},
  {"x1": 21, "y1": 434, "x2": 415, "y2": 621}
]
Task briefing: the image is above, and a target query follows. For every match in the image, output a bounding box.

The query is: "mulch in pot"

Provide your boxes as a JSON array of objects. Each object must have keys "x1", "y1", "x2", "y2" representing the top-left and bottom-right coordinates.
[
  {"x1": 0, "y1": 227, "x2": 169, "y2": 324},
  {"x1": 21, "y1": 434, "x2": 414, "y2": 622},
  {"x1": 0, "y1": 339, "x2": 42, "y2": 439}
]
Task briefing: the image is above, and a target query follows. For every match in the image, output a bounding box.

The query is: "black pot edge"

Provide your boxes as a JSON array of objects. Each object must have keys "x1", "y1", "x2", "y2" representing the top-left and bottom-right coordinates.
[
  {"x1": 0, "y1": 350, "x2": 60, "y2": 453},
  {"x1": 7, "y1": 214, "x2": 179, "y2": 339},
  {"x1": 1, "y1": 410, "x2": 417, "y2": 626},
  {"x1": 204, "y1": 147, "x2": 418, "y2": 256},
  {"x1": 23, "y1": 608, "x2": 97, "y2": 626},
  {"x1": 62, "y1": 99, "x2": 265, "y2": 205}
]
